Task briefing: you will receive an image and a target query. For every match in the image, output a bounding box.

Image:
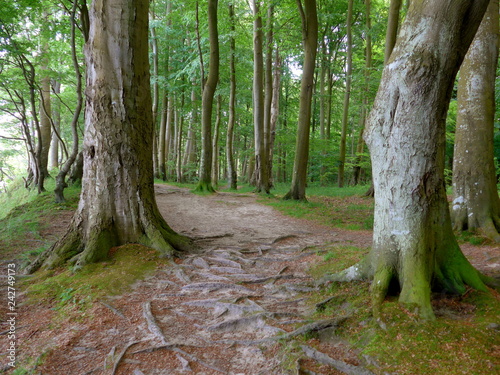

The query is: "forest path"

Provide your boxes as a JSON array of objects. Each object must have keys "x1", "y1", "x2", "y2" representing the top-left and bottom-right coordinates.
[{"x1": 11, "y1": 185, "x2": 375, "y2": 375}]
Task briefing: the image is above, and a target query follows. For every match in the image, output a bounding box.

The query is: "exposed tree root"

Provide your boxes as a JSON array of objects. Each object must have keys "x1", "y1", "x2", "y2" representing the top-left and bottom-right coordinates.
[
  {"x1": 111, "y1": 341, "x2": 141, "y2": 375},
  {"x1": 319, "y1": 243, "x2": 497, "y2": 320},
  {"x1": 143, "y1": 301, "x2": 168, "y2": 345},
  {"x1": 300, "y1": 345, "x2": 375, "y2": 375},
  {"x1": 24, "y1": 212, "x2": 193, "y2": 274}
]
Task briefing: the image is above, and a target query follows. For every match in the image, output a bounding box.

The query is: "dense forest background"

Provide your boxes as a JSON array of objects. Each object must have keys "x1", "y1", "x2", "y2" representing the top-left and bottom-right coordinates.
[{"x1": 3, "y1": 0, "x2": 489, "y2": 194}]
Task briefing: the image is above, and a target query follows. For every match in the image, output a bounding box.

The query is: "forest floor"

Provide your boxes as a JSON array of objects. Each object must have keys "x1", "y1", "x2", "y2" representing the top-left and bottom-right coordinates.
[{"x1": 1, "y1": 184, "x2": 499, "y2": 375}]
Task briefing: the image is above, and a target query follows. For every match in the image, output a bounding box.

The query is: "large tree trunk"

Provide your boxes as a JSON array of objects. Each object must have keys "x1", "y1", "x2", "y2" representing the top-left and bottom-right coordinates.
[
  {"x1": 329, "y1": 0, "x2": 495, "y2": 320},
  {"x1": 251, "y1": 0, "x2": 271, "y2": 194},
  {"x1": 283, "y1": 0, "x2": 318, "y2": 201},
  {"x1": 196, "y1": 0, "x2": 219, "y2": 192},
  {"x1": 452, "y1": 0, "x2": 500, "y2": 242},
  {"x1": 27, "y1": 0, "x2": 191, "y2": 273},
  {"x1": 365, "y1": 0, "x2": 403, "y2": 197},
  {"x1": 226, "y1": 3, "x2": 237, "y2": 190}
]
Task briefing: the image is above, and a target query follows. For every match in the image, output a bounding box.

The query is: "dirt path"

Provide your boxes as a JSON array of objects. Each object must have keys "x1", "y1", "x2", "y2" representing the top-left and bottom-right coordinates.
[
  {"x1": 3, "y1": 185, "x2": 499, "y2": 375},
  {"x1": 3, "y1": 186, "x2": 376, "y2": 375}
]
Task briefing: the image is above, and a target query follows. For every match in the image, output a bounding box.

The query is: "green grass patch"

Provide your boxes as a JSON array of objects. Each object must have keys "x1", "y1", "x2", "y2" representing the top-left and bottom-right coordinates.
[
  {"x1": 257, "y1": 193, "x2": 374, "y2": 230},
  {"x1": 0, "y1": 178, "x2": 80, "y2": 262},
  {"x1": 25, "y1": 244, "x2": 168, "y2": 316},
  {"x1": 455, "y1": 230, "x2": 487, "y2": 246}
]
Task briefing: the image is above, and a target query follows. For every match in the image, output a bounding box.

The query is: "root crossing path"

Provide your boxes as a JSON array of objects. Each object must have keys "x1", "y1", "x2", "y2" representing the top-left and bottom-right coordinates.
[{"x1": 15, "y1": 185, "x2": 375, "y2": 375}]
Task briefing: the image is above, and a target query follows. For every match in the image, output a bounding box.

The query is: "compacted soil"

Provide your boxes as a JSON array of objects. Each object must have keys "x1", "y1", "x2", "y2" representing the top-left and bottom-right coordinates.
[{"x1": 0, "y1": 185, "x2": 499, "y2": 375}]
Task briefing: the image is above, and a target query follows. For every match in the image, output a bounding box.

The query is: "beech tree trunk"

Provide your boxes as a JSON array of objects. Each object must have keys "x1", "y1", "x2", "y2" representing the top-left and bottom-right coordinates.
[
  {"x1": 251, "y1": 0, "x2": 271, "y2": 194},
  {"x1": 54, "y1": 1, "x2": 83, "y2": 203},
  {"x1": 452, "y1": 0, "x2": 500, "y2": 242},
  {"x1": 283, "y1": 0, "x2": 318, "y2": 201},
  {"x1": 337, "y1": 0, "x2": 353, "y2": 188},
  {"x1": 352, "y1": 0, "x2": 372, "y2": 186},
  {"x1": 27, "y1": 0, "x2": 191, "y2": 273},
  {"x1": 226, "y1": 3, "x2": 237, "y2": 190},
  {"x1": 329, "y1": 0, "x2": 495, "y2": 320},
  {"x1": 211, "y1": 95, "x2": 222, "y2": 187},
  {"x1": 196, "y1": 0, "x2": 219, "y2": 192}
]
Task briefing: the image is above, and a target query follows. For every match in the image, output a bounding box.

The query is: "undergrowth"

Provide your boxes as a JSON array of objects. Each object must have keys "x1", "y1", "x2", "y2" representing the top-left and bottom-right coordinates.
[
  {"x1": 25, "y1": 244, "x2": 168, "y2": 319},
  {"x1": 305, "y1": 244, "x2": 500, "y2": 375}
]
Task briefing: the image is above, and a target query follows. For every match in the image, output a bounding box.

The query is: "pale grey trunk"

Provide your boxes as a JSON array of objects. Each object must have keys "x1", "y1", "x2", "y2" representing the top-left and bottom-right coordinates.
[
  {"x1": 337, "y1": 0, "x2": 492, "y2": 319},
  {"x1": 452, "y1": 0, "x2": 500, "y2": 242}
]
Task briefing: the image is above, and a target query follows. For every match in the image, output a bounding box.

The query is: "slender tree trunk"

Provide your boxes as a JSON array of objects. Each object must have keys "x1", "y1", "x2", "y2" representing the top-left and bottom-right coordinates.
[
  {"x1": 211, "y1": 95, "x2": 222, "y2": 187},
  {"x1": 54, "y1": 1, "x2": 83, "y2": 203},
  {"x1": 39, "y1": 11, "x2": 52, "y2": 181},
  {"x1": 158, "y1": 94, "x2": 168, "y2": 181},
  {"x1": 175, "y1": 84, "x2": 185, "y2": 183},
  {"x1": 452, "y1": 0, "x2": 500, "y2": 242},
  {"x1": 264, "y1": 4, "x2": 274, "y2": 187},
  {"x1": 251, "y1": 0, "x2": 270, "y2": 194},
  {"x1": 283, "y1": 0, "x2": 318, "y2": 201},
  {"x1": 150, "y1": 7, "x2": 160, "y2": 178},
  {"x1": 338, "y1": 0, "x2": 353, "y2": 188},
  {"x1": 269, "y1": 49, "x2": 281, "y2": 186},
  {"x1": 27, "y1": 0, "x2": 191, "y2": 273},
  {"x1": 352, "y1": 0, "x2": 373, "y2": 185},
  {"x1": 49, "y1": 80, "x2": 61, "y2": 169},
  {"x1": 385, "y1": 0, "x2": 402, "y2": 63},
  {"x1": 329, "y1": 0, "x2": 496, "y2": 320},
  {"x1": 196, "y1": 0, "x2": 219, "y2": 192},
  {"x1": 183, "y1": 78, "x2": 198, "y2": 181},
  {"x1": 226, "y1": 3, "x2": 237, "y2": 190}
]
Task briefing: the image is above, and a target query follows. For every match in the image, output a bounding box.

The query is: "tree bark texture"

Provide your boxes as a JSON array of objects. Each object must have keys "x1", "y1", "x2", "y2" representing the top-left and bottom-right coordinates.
[
  {"x1": 226, "y1": 3, "x2": 237, "y2": 190},
  {"x1": 334, "y1": 0, "x2": 494, "y2": 319},
  {"x1": 284, "y1": 0, "x2": 318, "y2": 200},
  {"x1": 251, "y1": 0, "x2": 271, "y2": 194},
  {"x1": 55, "y1": 1, "x2": 83, "y2": 203},
  {"x1": 452, "y1": 0, "x2": 500, "y2": 242},
  {"x1": 196, "y1": 0, "x2": 219, "y2": 192},
  {"x1": 338, "y1": 0, "x2": 353, "y2": 188},
  {"x1": 27, "y1": 0, "x2": 191, "y2": 273}
]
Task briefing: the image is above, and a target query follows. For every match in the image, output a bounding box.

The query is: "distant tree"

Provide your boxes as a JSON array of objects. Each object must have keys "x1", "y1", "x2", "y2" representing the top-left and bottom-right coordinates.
[
  {"x1": 226, "y1": 2, "x2": 238, "y2": 190},
  {"x1": 54, "y1": 0, "x2": 86, "y2": 203},
  {"x1": 196, "y1": 0, "x2": 219, "y2": 192},
  {"x1": 27, "y1": 0, "x2": 191, "y2": 272},
  {"x1": 251, "y1": 0, "x2": 271, "y2": 194},
  {"x1": 452, "y1": 0, "x2": 500, "y2": 242},
  {"x1": 326, "y1": 0, "x2": 497, "y2": 320},
  {"x1": 283, "y1": 0, "x2": 318, "y2": 201},
  {"x1": 337, "y1": 0, "x2": 353, "y2": 188}
]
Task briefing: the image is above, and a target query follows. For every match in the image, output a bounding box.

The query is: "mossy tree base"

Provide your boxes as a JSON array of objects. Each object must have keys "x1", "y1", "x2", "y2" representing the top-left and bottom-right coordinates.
[
  {"x1": 321, "y1": 239, "x2": 498, "y2": 320},
  {"x1": 26, "y1": 208, "x2": 192, "y2": 273},
  {"x1": 194, "y1": 181, "x2": 216, "y2": 194},
  {"x1": 26, "y1": 0, "x2": 193, "y2": 274}
]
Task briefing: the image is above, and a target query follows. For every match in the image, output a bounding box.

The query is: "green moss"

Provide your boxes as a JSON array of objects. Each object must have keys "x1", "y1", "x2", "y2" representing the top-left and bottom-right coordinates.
[
  {"x1": 26, "y1": 244, "x2": 169, "y2": 314},
  {"x1": 306, "y1": 249, "x2": 500, "y2": 375}
]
